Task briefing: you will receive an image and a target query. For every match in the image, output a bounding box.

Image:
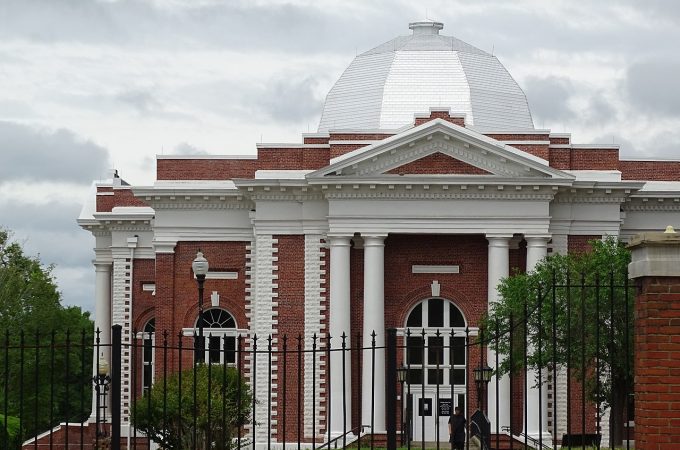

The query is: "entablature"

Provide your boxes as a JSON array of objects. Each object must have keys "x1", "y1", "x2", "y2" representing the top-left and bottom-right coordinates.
[{"x1": 133, "y1": 181, "x2": 252, "y2": 210}]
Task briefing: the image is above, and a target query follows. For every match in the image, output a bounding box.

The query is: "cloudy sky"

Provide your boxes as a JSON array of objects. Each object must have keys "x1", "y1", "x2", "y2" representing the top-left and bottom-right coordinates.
[{"x1": 1, "y1": 0, "x2": 679, "y2": 315}]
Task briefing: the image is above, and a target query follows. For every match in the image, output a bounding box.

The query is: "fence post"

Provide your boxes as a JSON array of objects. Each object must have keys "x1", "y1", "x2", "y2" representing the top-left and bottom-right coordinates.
[
  {"x1": 628, "y1": 231, "x2": 680, "y2": 448},
  {"x1": 111, "y1": 324, "x2": 122, "y2": 450},
  {"x1": 386, "y1": 328, "x2": 397, "y2": 450}
]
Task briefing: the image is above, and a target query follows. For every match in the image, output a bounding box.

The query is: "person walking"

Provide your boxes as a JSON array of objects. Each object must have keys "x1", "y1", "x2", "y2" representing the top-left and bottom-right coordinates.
[{"x1": 448, "y1": 406, "x2": 466, "y2": 450}]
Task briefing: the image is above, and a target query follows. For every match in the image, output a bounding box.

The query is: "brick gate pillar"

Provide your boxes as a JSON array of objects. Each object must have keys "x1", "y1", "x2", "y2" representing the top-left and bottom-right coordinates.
[{"x1": 628, "y1": 230, "x2": 680, "y2": 449}]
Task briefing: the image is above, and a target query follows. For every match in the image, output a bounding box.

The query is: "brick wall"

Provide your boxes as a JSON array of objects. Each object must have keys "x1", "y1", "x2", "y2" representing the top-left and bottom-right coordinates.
[
  {"x1": 131, "y1": 258, "x2": 155, "y2": 399},
  {"x1": 274, "y1": 235, "x2": 307, "y2": 441},
  {"x1": 386, "y1": 152, "x2": 491, "y2": 175},
  {"x1": 258, "y1": 148, "x2": 329, "y2": 170},
  {"x1": 634, "y1": 276, "x2": 680, "y2": 448},
  {"x1": 414, "y1": 111, "x2": 465, "y2": 127},
  {"x1": 96, "y1": 187, "x2": 148, "y2": 212},
  {"x1": 156, "y1": 158, "x2": 258, "y2": 180},
  {"x1": 510, "y1": 143, "x2": 549, "y2": 160},
  {"x1": 568, "y1": 235, "x2": 601, "y2": 255},
  {"x1": 620, "y1": 160, "x2": 680, "y2": 181},
  {"x1": 486, "y1": 134, "x2": 549, "y2": 141},
  {"x1": 548, "y1": 149, "x2": 619, "y2": 170},
  {"x1": 330, "y1": 143, "x2": 369, "y2": 159},
  {"x1": 303, "y1": 137, "x2": 330, "y2": 145},
  {"x1": 151, "y1": 242, "x2": 248, "y2": 376}
]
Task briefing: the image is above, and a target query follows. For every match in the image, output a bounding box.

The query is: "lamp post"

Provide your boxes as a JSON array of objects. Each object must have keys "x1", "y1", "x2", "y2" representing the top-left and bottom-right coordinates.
[
  {"x1": 92, "y1": 357, "x2": 111, "y2": 438},
  {"x1": 473, "y1": 365, "x2": 493, "y2": 414},
  {"x1": 397, "y1": 367, "x2": 408, "y2": 445},
  {"x1": 192, "y1": 250, "x2": 209, "y2": 364}
]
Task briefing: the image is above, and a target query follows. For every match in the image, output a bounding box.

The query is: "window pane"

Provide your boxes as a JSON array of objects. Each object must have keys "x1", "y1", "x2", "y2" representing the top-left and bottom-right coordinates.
[
  {"x1": 452, "y1": 368, "x2": 465, "y2": 385},
  {"x1": 143, "y1": 340, "x2": 153, "y2": 362},
  {"x1": 450, "y1": 337, "x2": 466, "y2": 365},
  {"x1": 407, "y1": 337, "x2": 423, "y2": 365},
  {"x1": 428, "y1": 299, "x2": 444, "y2": 327},
  {"x1": 225, "y1": 336, "x2": 236, "y2": 364},
  {"x1": 427, "y1": 336, "x2": 444, "y2": 365},
  {"x1": 427, "y1": 368, "x2": 443, "y2": 385},
  {"x1": 209, "y1": 336, "x2": 221, "y2": 364},
  {"x1": 143, "y1": 364, "x2": 153, "y2": 390},
  {"x1": 407, "y1": 369, "x2": 422, "y2": 385},
  {"x1": 406, "y1": 304, "x2": 422, "y2": 327},
  {"x1": 194, "y1": 336, "x2": 205, "y2": 363},
  {"x1": 449, "y1": 305, "x2": 465, "y2": 327}
]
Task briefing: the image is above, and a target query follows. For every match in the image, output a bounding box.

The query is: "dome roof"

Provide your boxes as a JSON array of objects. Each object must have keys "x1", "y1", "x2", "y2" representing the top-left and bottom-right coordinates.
[{"x1": 318, "y1": 21, "x2": 534, "y2": 132}]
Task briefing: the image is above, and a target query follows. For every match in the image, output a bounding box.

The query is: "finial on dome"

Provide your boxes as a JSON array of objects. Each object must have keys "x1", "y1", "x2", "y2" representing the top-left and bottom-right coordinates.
[{"x1": 409, "y1": 20, "x2": 444, "y2": 36}]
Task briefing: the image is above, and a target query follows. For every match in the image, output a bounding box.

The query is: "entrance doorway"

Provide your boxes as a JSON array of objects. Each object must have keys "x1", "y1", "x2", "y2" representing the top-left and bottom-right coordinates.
[{"x1": 401, "y1": 298, "x2": 468, "y2": 442}]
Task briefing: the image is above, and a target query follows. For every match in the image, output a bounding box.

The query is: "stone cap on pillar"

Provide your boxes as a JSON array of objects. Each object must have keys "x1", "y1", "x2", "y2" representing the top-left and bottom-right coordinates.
[{"x1": 628, "y1": 230, "x2": 680, "y2": 279}]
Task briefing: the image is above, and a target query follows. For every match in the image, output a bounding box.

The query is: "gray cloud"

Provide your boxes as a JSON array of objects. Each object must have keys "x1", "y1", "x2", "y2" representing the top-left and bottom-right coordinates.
[
  {"x1": 172, "y1": 142, "x2": 209, "y2": 155},
  {"x1": 0, "y1": 0, "x2": 402, "y2": 54},
  {"x1": 524, "y1": 76, "x2": 575, "y2": 123},
  {"x1": 586, "y1": 94, "x2": 617, "y2": 125},
  {"x1": 175, "y1": 74, "x2": 323, "y2": 124},
  {"x1": 0, "y1": 121, "x2": 110, "y2": 183},
  {"x1": 116, "y1": 89, "x2": 163, "y2": 114},
  {"x1": 626, "y1": 60, "x2": 680, "y2": 117},
  {"x1": 255, "y1": 76, "x2": 322, "y2": 123}
]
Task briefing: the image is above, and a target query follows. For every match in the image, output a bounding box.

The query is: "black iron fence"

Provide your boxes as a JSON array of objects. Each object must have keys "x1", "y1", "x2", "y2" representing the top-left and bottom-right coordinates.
[{"x1": 1, "y1": 272, "x2": 634, "y2": 450}]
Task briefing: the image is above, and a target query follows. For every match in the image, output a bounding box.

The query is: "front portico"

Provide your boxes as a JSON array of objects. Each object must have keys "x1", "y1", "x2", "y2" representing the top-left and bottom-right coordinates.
[{"x1": 304, "y1": 119, "x2": 573, "y2": 439}]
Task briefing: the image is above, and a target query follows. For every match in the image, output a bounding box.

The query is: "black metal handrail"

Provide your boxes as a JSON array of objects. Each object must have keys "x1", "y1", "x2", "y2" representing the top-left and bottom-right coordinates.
[
  {"x1": 316, "y1": 426, "x2": 365, "y2": 450},
  {"x1": 501, "y1": 426, "x2": 552, "y2": 450}
]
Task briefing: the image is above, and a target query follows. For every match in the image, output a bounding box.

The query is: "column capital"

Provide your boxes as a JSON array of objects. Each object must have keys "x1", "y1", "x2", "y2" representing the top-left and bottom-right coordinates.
[
  {"x1": 153, "y1": 240, "x2": 177, "y2": 254},
  {"x1": 362, "y1": 235, "x2": 386, "y2": 247},
  {"x1": 93, "y1": 261, "x2": 113, "y2": 271},
  {"x1": 486, "y1": 234, "x2": 512, "y2": 246},
  {"x1": 525, "y1": 235, "x2": 551, "y2": 246},
  {"x1": 327, "y1": 235, "x2": 352, "y2": 247}
]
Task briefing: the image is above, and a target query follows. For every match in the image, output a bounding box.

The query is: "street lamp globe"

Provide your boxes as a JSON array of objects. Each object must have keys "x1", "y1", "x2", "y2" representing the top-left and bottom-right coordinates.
[
  {"x1": 98, "y1": 357, "x2": 109, "y2": 376},
  {"x1": 192, "y1": 250, "x2": 209, "y2": 277}
]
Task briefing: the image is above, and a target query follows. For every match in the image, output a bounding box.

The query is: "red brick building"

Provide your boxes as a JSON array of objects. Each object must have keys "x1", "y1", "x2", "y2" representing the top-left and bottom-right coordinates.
[{"x1": 78, "y1": 20, "x2": 677, "y2": 448}]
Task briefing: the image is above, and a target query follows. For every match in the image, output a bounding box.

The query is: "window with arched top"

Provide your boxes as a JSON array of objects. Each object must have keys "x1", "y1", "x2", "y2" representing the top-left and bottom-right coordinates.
[
  {"x1": 189, "y1": 308, "x2": 239, "y2": 365},
  {"x1": 404, "y1": 298, "x2": 467, "y2": 388},
  {"x1": 141, "y1": 318, "x2": 155, "y2": 394}
]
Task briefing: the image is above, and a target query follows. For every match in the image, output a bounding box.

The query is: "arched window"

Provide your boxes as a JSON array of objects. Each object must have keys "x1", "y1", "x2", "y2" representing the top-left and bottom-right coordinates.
[
  {"x1": 142, "y1": 318, "x2": 155, "y2": 394},
  {"x1": 191, "y1": 308, "x2": 239, "y2": 365},
  {"x1": 404, "y1": 298, "x2": 467, "y2": 387}
]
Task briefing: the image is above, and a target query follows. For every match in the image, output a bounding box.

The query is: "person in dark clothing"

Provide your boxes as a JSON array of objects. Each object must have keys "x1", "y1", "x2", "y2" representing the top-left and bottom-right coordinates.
[{"x1": 448, "y1": 406, "x2": 466, "y2": 450}]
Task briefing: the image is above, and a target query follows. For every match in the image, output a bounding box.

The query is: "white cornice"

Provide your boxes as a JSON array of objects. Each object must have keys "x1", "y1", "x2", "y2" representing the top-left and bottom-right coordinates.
[
  {"x1": 147, "y1": 201, "x2": 253, "y2": 210},
  {"x1": 323, "y1": 190, "x2": 555, "y2": 201},
  {"x1": 307, "y1": 175, "x2": 573, "y2": 187}
]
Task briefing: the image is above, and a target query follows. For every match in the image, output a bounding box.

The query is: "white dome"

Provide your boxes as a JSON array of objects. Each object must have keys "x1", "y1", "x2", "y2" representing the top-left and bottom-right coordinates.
[{"x1": 318, "y1": 21, "x2": 534, "y2": 132}]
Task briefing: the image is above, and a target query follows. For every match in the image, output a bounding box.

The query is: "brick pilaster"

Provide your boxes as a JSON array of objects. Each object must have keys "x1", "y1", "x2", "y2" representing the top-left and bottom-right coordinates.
[{"x1": 629, "y1": 232, "x2": 680, "y2": 449}]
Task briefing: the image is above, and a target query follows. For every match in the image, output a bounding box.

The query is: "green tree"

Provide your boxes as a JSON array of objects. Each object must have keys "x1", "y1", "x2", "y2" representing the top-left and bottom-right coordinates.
[
  {"x1": 131, "y1": 364, "x2": 251, "y2": 450},
  {"x1": 484, "y1": 237, "x2": 633, "y2": 445},
  {"x1": 0, "y1": 228, "x2": 93, "y2": 447}
]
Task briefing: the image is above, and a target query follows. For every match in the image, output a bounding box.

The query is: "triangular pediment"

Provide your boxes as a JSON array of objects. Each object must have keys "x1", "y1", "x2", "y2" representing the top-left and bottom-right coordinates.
[
  {"x1": 308, "y1": 119, "x2": 574, "y2": 181},
  {"x1": 385, "y1": 152, "x2": 493, "y2": 176}
]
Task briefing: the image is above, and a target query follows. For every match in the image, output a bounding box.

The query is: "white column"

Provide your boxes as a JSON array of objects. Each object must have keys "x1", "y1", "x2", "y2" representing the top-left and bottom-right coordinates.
[
  {"x1": 486, "y1": 235, "x2": 511, "y2": 433},
  {"x1": 328, "y1": 236, "x2": 353, "y2": 437},
  {"x1": 362, "y1": 235, "x2": 386, "y2": 433},
  {"x1": 524, "y1": 236, "x2": 551, "y2": 442},
  {"x1": 91, "y1": 262, "x2": 112, "y2": 419}
]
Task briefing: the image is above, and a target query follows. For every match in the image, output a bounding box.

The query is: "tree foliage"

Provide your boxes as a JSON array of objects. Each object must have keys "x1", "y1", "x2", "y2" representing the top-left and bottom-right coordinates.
[
  {"x1": 0, "y1": 228, "x2": 93, "y2": 446},
  {"x1": 131, "y1": 364, "x2": 251, "y2": 450},
  {"x1": 483, "y1": 237, "x2": 634, "y2": 444}
]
